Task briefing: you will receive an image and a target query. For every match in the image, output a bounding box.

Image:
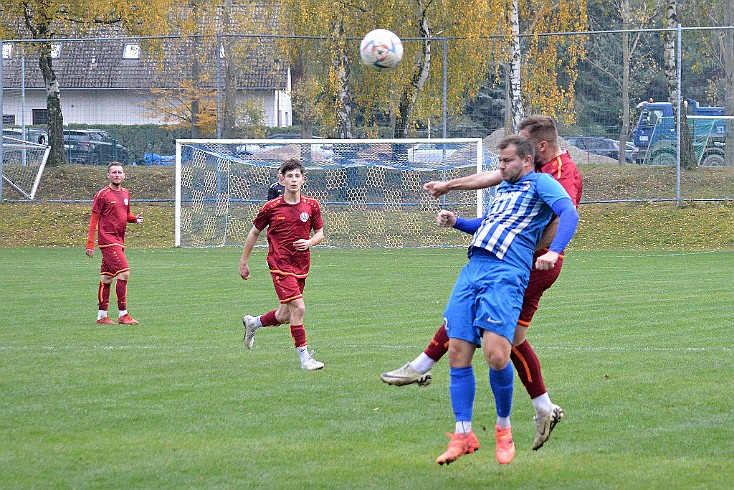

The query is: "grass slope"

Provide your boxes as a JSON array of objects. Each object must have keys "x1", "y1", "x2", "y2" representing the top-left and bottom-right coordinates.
[{"x1": 1, "y1": 248, "x2": 732, "y2": 488}]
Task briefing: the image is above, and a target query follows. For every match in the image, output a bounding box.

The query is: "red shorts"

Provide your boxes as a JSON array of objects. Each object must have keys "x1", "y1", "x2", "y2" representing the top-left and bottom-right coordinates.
[
  {"x1": 517, "y1": 252, "x2": 564, "y2": 327},
  {"x1": 271, "y1": 272, "x2": 306, "y2": 303},
  {"x1": 100, "y1": 245, "x2": 130, "y2": 277}
]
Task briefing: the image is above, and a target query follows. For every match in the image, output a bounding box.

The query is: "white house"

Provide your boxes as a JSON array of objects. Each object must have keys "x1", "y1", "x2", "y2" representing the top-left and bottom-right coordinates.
[{"x1": 2, "y1": 34, "x2": 292, "y2": 129}]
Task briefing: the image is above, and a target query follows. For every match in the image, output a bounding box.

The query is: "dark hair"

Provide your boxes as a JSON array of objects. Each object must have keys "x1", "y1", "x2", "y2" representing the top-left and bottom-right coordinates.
[
  {"x1": 518, "y1": 115, "x2": 558, "y2": 146},
  {"x1": 498, "y1": 135, "x2": 535, "y2": 161},
  {"x1": 279, "y1": 158, "x2": 304, "y2": 175}
]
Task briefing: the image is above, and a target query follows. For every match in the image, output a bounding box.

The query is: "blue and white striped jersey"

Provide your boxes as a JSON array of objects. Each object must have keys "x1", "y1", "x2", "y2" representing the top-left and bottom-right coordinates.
[{"x1": 468, "y1": 171, "x2": 571, "y2": 270}]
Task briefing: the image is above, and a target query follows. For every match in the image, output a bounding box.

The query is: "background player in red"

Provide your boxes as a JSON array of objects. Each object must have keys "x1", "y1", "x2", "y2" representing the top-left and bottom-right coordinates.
[
  {"x1": 86, "y1": 162, "x2": 143, "y2": 325},
  {"x1": 240, "y1": 159, "x2": 325, "y2": 371},
  {"x1": 382, "y1": 115, "x2": 583, "y2": 450}
]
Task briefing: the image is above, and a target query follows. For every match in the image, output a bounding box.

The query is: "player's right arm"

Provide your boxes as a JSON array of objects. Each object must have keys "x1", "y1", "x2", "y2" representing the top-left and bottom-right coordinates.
[
  {"x1": 86, "y1": 212, "x2": 100, "y2": 258},
  {"x1": 423, "y1": 170, "x2": 502, "y2": 197},
  {"x1": 239, "y1": 226, "x2": 262, "y2": 280}
]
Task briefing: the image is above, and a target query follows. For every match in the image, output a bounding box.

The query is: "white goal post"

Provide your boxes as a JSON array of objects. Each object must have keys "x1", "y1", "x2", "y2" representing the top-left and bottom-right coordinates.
[
  {"x1": 174, "y1": 138, "x2": 498, "y2": 248},
  {"x1": 1, "y1": 136, "x2": 51, "y2": 200}
]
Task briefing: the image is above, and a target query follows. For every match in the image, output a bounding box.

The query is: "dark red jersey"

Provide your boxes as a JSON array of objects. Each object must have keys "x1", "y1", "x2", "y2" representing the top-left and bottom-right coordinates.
[
  {"x1": 537, "y1": 151, "x2": 583, "y2": 207},
  {"x1": 253, "y1": 195, "x2": 323, "y2": 277},
  {"x1": 91, "y1": 186, "x2": 133, "y2": 248}
]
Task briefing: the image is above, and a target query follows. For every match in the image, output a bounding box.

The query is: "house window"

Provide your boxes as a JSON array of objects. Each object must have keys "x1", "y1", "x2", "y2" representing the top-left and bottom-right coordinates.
[
  {"x1": 32, "y1": 109, "x2": 49, "y2": 125},
  {"x1": 123, "y1": 43, "x2": 140, "y2": 60},
  {"x1": 3, "y1": 114, "x2": 16, "y2": 125},
  {"x1": 2, "y1": 44, "x2": 12, "y2": 59}
]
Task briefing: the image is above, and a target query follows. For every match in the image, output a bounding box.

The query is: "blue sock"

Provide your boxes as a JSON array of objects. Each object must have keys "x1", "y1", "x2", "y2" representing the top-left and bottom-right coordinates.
[
  {"x1": 450, "y1": 366, "x2": 475, "y2": 423},
  {"x1": 489, "y1": 363, "x2": 514, "y2": 418}
]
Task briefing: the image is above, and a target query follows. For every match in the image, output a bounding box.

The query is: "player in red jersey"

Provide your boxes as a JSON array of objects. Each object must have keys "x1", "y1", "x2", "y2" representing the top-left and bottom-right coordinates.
[
  {"x1": 86, "y1": 162, "x2": 143, "y2": 325},
  {"x1": 240, "y1": 159, "x2": 325, "y2": 371},
  {"x1": 382, "y1": 115, "x2": 583, "y2": 451}
]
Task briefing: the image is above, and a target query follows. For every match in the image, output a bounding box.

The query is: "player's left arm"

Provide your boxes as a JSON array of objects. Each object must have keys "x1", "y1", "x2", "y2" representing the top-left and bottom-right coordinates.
[
  {"x1": 534, "y1": 176, "x2": 579, "y2": 270},
  {"x1": 535, "y1": 198, "x2": 578, "y2": 270},
  {"x1": 294, "y1": 227, "x2": 324, "y2": 251},
  {"x1": 127, "y1": 212, "x2": 143, "y2": 224}
]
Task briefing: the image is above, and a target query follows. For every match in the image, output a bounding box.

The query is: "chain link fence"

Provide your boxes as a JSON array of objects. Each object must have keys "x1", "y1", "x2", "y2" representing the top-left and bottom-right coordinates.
[{"x1": 2, "y1": 26, "x2": 733, "y2": 203}]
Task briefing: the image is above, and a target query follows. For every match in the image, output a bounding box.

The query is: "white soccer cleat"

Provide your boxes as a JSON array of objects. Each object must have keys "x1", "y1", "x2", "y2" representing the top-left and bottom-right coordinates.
[
  {"x1": 243, "y1": 315, "x2": 258, "y2": 349},
  {"x1": 381, "y1": 363, "x2": 432, "y2": 386},
  {"x1": 301, "y1": 355, "x2": 324, "y2": 371},
  {"x1": 532, "y1": 404, "x2": 565, "y2": 450}
]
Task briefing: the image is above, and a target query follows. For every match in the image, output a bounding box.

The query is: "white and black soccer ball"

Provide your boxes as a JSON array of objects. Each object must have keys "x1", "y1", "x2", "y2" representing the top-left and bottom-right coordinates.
[{"x1": 360, "y1": 29, "x2": 403, "y2": 70}]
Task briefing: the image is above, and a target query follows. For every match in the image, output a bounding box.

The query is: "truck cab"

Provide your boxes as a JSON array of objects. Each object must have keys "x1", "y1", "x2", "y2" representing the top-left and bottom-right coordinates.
[{"x1": 632, "y1": 99, "x2": 727, "y2": 166}]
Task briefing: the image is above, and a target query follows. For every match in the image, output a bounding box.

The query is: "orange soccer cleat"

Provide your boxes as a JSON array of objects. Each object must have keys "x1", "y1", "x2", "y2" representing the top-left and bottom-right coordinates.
[
  {"x1": 118, "y1": 314, "x2": 139, "y2": 325},
  {"x1": 494, "y1": 425, "x2": 516, "y2": 464},
  {"x1": 96, "y1": 316, "x2": 115, "y2": 325},
  {"x1": 436, "y1": 431, "x2": 480, "y2": 465}
]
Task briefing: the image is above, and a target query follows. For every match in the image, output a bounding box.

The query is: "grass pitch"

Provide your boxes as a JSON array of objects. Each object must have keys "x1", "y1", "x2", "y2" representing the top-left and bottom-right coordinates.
[{"x1": 0, "y1": 247, "x2": 732, "y2": 488}]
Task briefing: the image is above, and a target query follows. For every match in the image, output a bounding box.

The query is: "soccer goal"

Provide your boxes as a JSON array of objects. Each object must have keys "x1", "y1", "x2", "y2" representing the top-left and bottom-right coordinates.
[
  {"x1": 174, "y1": 138, "x2": 498, "y2": 248},
  {"x1": 1, "y1": 135, "x2": 51, "y2": 200}
]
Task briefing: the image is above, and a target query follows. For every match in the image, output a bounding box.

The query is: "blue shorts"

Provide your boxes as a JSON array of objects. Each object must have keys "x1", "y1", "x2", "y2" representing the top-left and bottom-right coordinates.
[{"x1": 443, "y1": 250, "x2": 529, "y2": 345}]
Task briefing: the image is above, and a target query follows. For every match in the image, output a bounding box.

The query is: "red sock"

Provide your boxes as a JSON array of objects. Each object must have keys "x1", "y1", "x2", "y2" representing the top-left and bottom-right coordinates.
[
  {"x1": 290, "y1": 324, "x2": 307, "y2": 348},
  {"x1": 511, "y1": 339, "x2": 547, "y2": 399},
  {"x1": 98, "y1": 282, "x2": 111, "y2": 310},
  {"x1": 260, "y1": 309, "x2": 281, "y2": 327},
  {"x1": 423, "y1": 324, "x2": 450, "y2": 362},
  {"x1": 116, "y1": 279, "x2": 128, "y2": 311}
]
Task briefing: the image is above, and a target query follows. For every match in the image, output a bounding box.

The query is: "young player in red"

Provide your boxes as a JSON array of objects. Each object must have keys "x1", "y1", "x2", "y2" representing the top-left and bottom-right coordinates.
[
  {"x1": 86, "y1": 162, "x2": 143, "y2": 325},
  {"x1": 239, "y1": 159, "x2": 325, "y2": 370},
  {"x1": 382, "y1": 115, "x2": 583, "y2": 451}
]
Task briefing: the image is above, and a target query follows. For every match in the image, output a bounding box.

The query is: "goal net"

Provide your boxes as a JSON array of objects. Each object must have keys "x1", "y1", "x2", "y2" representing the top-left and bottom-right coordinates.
[
  {"x1": 1, "y1": 135, "x2": 51, "y2": 200},
  {"x1": 175, "y1": 138, "x2": 498, "y2": 248}
]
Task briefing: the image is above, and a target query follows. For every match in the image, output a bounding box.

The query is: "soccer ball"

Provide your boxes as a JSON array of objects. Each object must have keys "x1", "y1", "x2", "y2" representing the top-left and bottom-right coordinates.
[{"x1": 360, "y1": 29, "x2": 403, "y2": 70}]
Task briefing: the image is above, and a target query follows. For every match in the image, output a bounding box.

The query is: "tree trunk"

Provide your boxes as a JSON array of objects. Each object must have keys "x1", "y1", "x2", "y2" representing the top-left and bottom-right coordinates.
[
  {"x1": 332, "y1": 20, "x2": 353, "y2": 139},
  {"x1": 221, "y1": 0, "x2": 237, "y2": 138},
  {"x1": 723, "y1": 7, "x2": 734, "y2": 165},
  {"x1": 395, "y1": 15, "x2": 431, "y2": 137},
  {"x1": 508, "y1": 0, "x2": 524, "y2": 132},
  {"x1": 38, "y1": 49, "x2": 66, "y2": 166},
  {"x1": 663, "y1": 1, "x2": 695, "y2": 169},
  {"x1": 619, "y1": 0, "x2": 631, "y2": 165}
]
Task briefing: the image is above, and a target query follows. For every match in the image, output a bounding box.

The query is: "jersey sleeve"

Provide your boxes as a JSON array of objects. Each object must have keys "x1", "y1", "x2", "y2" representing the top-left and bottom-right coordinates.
[
  {"x1": 536, "y1": 174, "x2": 573, "y2": 208},
  {"x1": 253, "y1": 203, "x2": 271, "y2": 231},
  {"x1": 310, "y1": 200, "x2": 324, "y2": 230}
]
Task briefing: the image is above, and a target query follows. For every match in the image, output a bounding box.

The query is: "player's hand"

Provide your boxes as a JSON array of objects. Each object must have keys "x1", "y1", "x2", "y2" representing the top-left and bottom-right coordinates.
[
  {"x1": 293, "y1": 239, "x2": 310, "y2": 251},
  {"x1": 239, "y1": 261, "x2": 250, "y2": 280},
  {"x1": 436, "y1": 209, "x2": 457, "y2": 227},
  {"x1": 535, "y1": 250, "x2": 560, "y2": 270},
  {"x1": 85, "y1": 248, "x2": 94, "y2": 258},
  {"x1": 423, "y1": 181, "x2": 449, "y2": 197},
  {"x1": 135, "y1": 213, "x2": 143, "y2": 224}
]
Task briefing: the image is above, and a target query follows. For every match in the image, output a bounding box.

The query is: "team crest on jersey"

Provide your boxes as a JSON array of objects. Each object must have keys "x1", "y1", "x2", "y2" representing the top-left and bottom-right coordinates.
[
  {"x1": 299, "y1": 212, "x2": 309, "y2": 222},
  {"x1": 124, "y1": 198, "x2": 129, "y2": 205}
]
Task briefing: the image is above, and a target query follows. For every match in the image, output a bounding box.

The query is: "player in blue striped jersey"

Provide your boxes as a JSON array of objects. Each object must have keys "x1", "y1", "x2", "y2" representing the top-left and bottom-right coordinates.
[{"x1": 435, "y1": 135, "x2": 578, "y2": 466}]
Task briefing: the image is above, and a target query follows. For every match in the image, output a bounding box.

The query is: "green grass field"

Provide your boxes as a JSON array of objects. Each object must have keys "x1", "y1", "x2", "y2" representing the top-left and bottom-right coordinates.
[{"x1": 1, "y1": 247, "x2": 732, "y2": 488}]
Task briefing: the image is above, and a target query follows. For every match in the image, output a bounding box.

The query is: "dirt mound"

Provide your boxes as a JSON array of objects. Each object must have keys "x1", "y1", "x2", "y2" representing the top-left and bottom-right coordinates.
[{"x1": 482, "y1": 128, "x2": 618, "y2": 165}]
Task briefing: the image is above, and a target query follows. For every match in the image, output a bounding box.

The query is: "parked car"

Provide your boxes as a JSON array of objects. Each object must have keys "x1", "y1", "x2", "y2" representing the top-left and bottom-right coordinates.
[
  {"x1": 623, "y1": 141, "x2": 640, "y2": 163},
  {"x1": 63, "y1": 129, "x2": 129, "y2": 165},
  {"x1": 2, "y1": 127, "x2": 49, "y2": 145},
  {"x1": 565, "y1": 136, "x2": 638, "y2": 163},
  {"x1": 236, "y1": 134, "x2": 334, "y2": 160},
  {"x1": 407, "y1": 142, "x2": 461, "y2": 164}
]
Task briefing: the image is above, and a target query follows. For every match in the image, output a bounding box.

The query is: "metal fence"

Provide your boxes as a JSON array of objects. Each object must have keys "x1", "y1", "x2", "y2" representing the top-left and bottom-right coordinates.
[{"x1": 2, "y1": 25, "x2": 733, "y2": 203}]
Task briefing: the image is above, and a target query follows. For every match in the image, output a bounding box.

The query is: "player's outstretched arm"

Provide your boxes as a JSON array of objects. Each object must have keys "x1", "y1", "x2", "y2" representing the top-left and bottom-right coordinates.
[
  {"x1": 239, "y1": 226, "x2": 262, "y2": 280},
  {"x1": 423, "y1": 170, "x2": 502, "y2": 197},
  {"x1": 85, "y1": 212, "x2": 100, "y2": 258}
]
